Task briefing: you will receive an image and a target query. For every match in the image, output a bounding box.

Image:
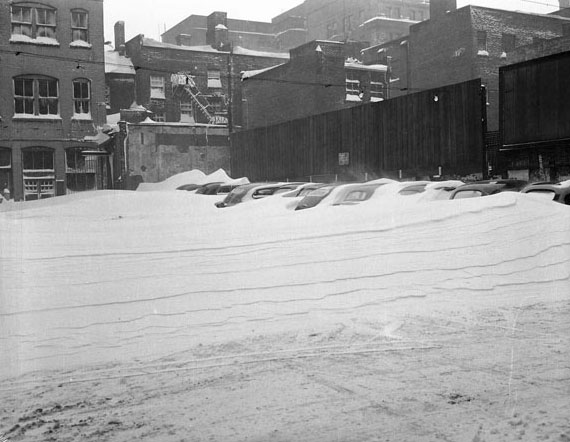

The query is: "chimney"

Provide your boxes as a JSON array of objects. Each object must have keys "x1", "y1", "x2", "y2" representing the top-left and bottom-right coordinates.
[
  {"x1": 430, "y1": 0, "x2": 457, "y2": 19},
  {"x1": 206, "y1": 11, "x2": 229, "y2": 49},
  {"x1": 560, "y1": 0, "x2": 570, "y2": 8},
  {"x1": 114, "y1": 21, "x2": 125, "y2": 55},
  {"x1": 176, "y1": 34, "x2": 192, "y2": 46}
]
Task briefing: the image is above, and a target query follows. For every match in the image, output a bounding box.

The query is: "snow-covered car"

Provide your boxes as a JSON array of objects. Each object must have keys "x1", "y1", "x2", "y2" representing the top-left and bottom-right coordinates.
[
  {"x1": 521, "y1": 181, "x2": 570, "y2": 205},
  {"x1": 215, "y1": 182, "x2": 287, "y2": 208},
  {"x1": 449, "y1": 179, "x2": 527, "y2": 200},
  {"x1": 195, "y1": 182, "x2": 240, "y2": 195},
  {"x1": 294, "y1": 182, "x2": 385, "y2": 210}
]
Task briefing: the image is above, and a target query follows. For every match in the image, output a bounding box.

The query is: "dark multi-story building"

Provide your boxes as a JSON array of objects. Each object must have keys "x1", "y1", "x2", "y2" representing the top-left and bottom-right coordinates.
[
  {"x1": 240, "y1": 40, "x2": 388, "y2": 129},
  {"x1": 361, "y1": 0, "x2": 570, "y2": 133},
  {"x1": 0, "y1": 0, "x2": 108, "y2": 201}
]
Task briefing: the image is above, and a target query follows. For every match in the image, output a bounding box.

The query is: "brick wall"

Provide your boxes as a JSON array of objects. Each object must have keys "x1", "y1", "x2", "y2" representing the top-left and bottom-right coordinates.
[
  {"x1": 126, "y1": 124, "x2": 230, "y2": 183},
  {"x1": 407, "y1": 5, "x2": 569, "y2": 131},
  {"x1": 0, "y1": 0, "x2": 107, "y2": 200},
  {"x1": 241, "y1": 41, "x2": 388, "y2": 129}
]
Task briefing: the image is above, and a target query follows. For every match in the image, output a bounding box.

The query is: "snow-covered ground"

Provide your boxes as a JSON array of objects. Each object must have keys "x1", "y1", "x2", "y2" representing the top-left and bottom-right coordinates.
[
  {"x1": 1, "y1": 187, "x2": 568, "y2": 379},
  {"x1": 1, "y1": 185, "x2": 569, "y2": 441}
]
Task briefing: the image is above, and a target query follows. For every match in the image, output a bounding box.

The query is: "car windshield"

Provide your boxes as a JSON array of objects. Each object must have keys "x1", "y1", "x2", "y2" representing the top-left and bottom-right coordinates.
[
  {"x1": 453, "y1": 190, "x2": 484, "y2": 199},
  {"x1": 525, "y1": 190, "x2": 556, "y2": 201},
  {"x1": 222, "y1": 186, "x2": 250, "y2": 205}
]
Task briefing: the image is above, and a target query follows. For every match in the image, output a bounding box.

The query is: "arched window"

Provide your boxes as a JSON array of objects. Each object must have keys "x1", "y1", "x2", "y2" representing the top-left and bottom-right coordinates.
[
  {"x1": 14, "y1": 75, "x2": 59, "y2": 117},
  {"x1": 21, "y1": 147, "x2": 55, "y2": 200},
  {"x1": 11, "y1": 3, "x2": 57, "y2": 41}
]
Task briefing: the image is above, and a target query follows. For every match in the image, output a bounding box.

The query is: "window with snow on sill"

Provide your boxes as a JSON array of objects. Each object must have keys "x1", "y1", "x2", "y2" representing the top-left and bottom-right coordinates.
[
  {"x1": 71, "y1": 40, "x2": 92, "y2": 49},
  {"x1": 345, "y1": 94, "x2": 362, "y2": 102},
  {"x1": 477, "y1": 50, "x2": 489, "y2": 57},
  {"x1": 72, "y1": 113, "x2": 92, "y2": 120},
  {"x1": 13, "y1": 114, "x2": 62, "y2": 120},
  {"x1": 10, "y1": 34, "x2": 60, "y2": 46}
]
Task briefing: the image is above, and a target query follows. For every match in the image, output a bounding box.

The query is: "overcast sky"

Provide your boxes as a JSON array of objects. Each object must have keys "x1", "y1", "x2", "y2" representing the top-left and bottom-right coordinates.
[{"x1": 103, "y1": 0, "x2": 560, "y2": 45}]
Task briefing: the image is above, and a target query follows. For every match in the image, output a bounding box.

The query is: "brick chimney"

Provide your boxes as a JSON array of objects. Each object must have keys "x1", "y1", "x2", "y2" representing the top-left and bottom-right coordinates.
[
  {"x1": 206, "y1": 11, "x2": 229, "y2": 50},
  {"x1": 430, "y1": 0, "x2": 457, "y2": 19},
  {"x1": 176, "y1": 34, "x2": 192, "y2": 46},
  {"x1": 114, "y1": 21, "x2": 125, "y2": 55}
]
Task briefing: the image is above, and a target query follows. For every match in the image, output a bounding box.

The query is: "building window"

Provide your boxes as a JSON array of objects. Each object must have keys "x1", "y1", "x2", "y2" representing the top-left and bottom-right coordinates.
[
  {"x1": 180, "y1": 102, "x2": 194, "y2": 123},
  {"x1": 11, "y1": 5, "x2": 57, "y2": 40},
  {"x1": 14, "y1": 76, "x2": 59, "y2": 116},
  {"x1": 346, "y1": 71, "x2": 361, "y2": 101},
  {"x1": 72, "y1": 79, "x2": 90, "y2": 116},
  {"x1": 370, "y1": 78, "x2": 385, "y2": 102},
  {"x1": 477, "y1": 31, "x2": 487, "y2": 51},
  {"x1": 326, "y1": 21, "x2": 338, "y2": 38},
  {"x1": 207, "y1": 70, "x2": 222, "y2": 89},
  {"x1": 22, "y1": 147, "x2": 55, "y2": 200},
  {"x1": 0, "y1": 148, "x2": 13, "y2": 201},
  {"x1": 150, "y1": 75, "x2": 165, "y2": 99},
  {"x1": 502, "y1": 33, "x2": 516, "y2": 53},
  {"x1": 153, "y1": 112, "x2": 166, "y2": 122},
  {"x1": 393, "y1": 7, "x2": 401, "y2": 19},
  {"x1": 71, "y1": 10, "x2": 88, "y2": 42}
]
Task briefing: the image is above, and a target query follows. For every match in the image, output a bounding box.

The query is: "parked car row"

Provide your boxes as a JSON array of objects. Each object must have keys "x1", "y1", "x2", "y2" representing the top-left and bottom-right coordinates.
[{"x1": 180, "y1": 178, "x2": 570, "y2": 210}]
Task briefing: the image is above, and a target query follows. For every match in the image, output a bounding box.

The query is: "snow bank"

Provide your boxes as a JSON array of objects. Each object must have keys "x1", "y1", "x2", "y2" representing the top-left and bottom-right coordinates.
[
  {"x1": 1, "y1": 191, "x2": 569, "y2": 379},
  {"x1": 135, "y1": 169, "x2": 249, "y2": 192}
]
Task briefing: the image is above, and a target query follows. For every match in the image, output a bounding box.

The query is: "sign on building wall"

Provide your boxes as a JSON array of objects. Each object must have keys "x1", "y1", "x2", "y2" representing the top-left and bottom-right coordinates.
[{"x1": 338, "y1": 152, "x2": 349, "y2": 166}]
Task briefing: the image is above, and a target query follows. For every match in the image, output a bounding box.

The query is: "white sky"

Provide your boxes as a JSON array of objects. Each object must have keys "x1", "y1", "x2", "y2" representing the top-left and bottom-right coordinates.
[{"x1": 103, "y1": 0, "x2": 560, "y2": 44}]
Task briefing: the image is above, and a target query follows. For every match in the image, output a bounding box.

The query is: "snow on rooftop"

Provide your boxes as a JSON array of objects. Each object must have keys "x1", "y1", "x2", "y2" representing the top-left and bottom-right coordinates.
[
  {"x1": 105, "y1": 50, "x2": 136, "y2": 75},
  {"x1": 142, "y1": 38, "x2": 288, "y2": 59},
  {"x1": 345, "y1": 61, "x2": 387, "y2": 72},
  {"x1": 360, "y1": 15, "x2": 418, "y2": 26},
  {"x1": 242, "y1": 64, "x2": 285, "y2": 79}
]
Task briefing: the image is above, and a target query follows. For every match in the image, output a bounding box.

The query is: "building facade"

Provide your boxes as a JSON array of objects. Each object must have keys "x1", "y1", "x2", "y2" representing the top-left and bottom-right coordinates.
[
  {"x1": 0, "y1": 0, "x2": 108, "y2": 201},
  {"x1": 361, "y1": 1, "x2": 570, "y2": 133},
  {"x1": 161, "y1": 2, "x2": 429, "y2": 55},
  {"x1": 240, "y1": 40, "x2": 388, "y2": 130},
  {"x1": 123, "y1": 13, "x2": 289, "y2": 132}
]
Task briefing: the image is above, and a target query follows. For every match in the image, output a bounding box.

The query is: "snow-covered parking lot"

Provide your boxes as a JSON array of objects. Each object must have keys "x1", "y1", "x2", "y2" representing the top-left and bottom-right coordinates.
[{"x1": 1, "y1": 186, "x2": 569, "y2": 441}]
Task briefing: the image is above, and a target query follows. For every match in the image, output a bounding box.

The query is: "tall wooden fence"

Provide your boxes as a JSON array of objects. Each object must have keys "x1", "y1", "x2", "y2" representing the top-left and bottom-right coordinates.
[{"x1": 231, "y1": 79, "x2": 485, "y2": 182}]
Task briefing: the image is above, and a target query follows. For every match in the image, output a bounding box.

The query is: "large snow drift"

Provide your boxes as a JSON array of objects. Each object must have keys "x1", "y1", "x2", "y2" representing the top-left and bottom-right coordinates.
[
  {"x1": 0, "y1": 190, "x2": 569, "y2": 379},
  {"x1": 135, "y1": 169, "x2": 250, "y2": 192}
]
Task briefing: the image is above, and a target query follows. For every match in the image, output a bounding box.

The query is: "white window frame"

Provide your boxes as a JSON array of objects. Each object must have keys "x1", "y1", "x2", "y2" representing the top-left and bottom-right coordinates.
[
  {"x1": 71, "y1": 10, "x2": 89, "y2": 43},
  {"x1": 11, "y1": 5, "x2": 57, "y2": 40},
  {"x1": 150, "y1": 75, "x2": 165, "y2": 99},
  {"x1": 207, "y1": 70, "x2": 222, "y2": 89},
  {"x1": 14, "y1": 76, "x2": 59, "y2": 117},
  {"x1": 72, "y1": 78, "x2": 91, "y2": 117}
]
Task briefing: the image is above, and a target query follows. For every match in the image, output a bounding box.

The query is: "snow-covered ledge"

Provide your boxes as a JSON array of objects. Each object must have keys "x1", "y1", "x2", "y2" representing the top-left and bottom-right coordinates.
[
  {"x1": 10, "y1": 35, "x2": 60, "y2": 47},
  {"x1": 70, "y1": 40, "x2": 92, "y2": 49}
]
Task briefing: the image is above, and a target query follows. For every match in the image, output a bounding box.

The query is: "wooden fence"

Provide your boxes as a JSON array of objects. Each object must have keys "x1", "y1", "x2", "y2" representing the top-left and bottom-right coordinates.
[{"x1": 231, "y1": 79, "x2": 485, "y2": 182}]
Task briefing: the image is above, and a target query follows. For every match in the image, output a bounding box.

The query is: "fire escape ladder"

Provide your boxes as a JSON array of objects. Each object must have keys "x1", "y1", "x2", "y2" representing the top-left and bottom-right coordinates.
[{"x1": 180, "y1": 82, "x2": 216, "y2": 124}]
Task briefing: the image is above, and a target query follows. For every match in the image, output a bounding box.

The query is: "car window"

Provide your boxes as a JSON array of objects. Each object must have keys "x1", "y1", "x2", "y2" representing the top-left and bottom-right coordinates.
[
  {"x1": 343, "y1": 189, "x2": 373, "y2": 202},
  {"x1": 252, "y1": 187, "x2": 277, "y2": 199},
  {"x1": 452, "y1": 190, "x2": 484, "y2": 199},
  {"x1": 525, "y1": 190, "x2": 556, "y2": 201},
  {"x1": 223, "y1": 187, "x2": 250, "y2": 205}
]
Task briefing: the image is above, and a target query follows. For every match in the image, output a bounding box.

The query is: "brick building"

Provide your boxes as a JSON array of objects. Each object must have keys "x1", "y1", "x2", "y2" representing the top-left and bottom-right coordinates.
[
  {"x1": 123, "y1": 12, "x2": 289, "y2": 131},
  {"x1": 0, "y1": 0, "x2": 108, "y2": 201},
  {"x1": 105, "y1": 21, "x2": 136, "y2": 116},
  {"x1": 361, "y1": 0, "x2": 570, "y2": 132},
  {"x1": 240, "y1": 40, "x2": 388, "y2": 129},
  {"x1": 161, "y1": 2, "x2": 429, "y2": 54},
  {"x1": 284, "y1": 0, "x2": 429, "y2": 46}
]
